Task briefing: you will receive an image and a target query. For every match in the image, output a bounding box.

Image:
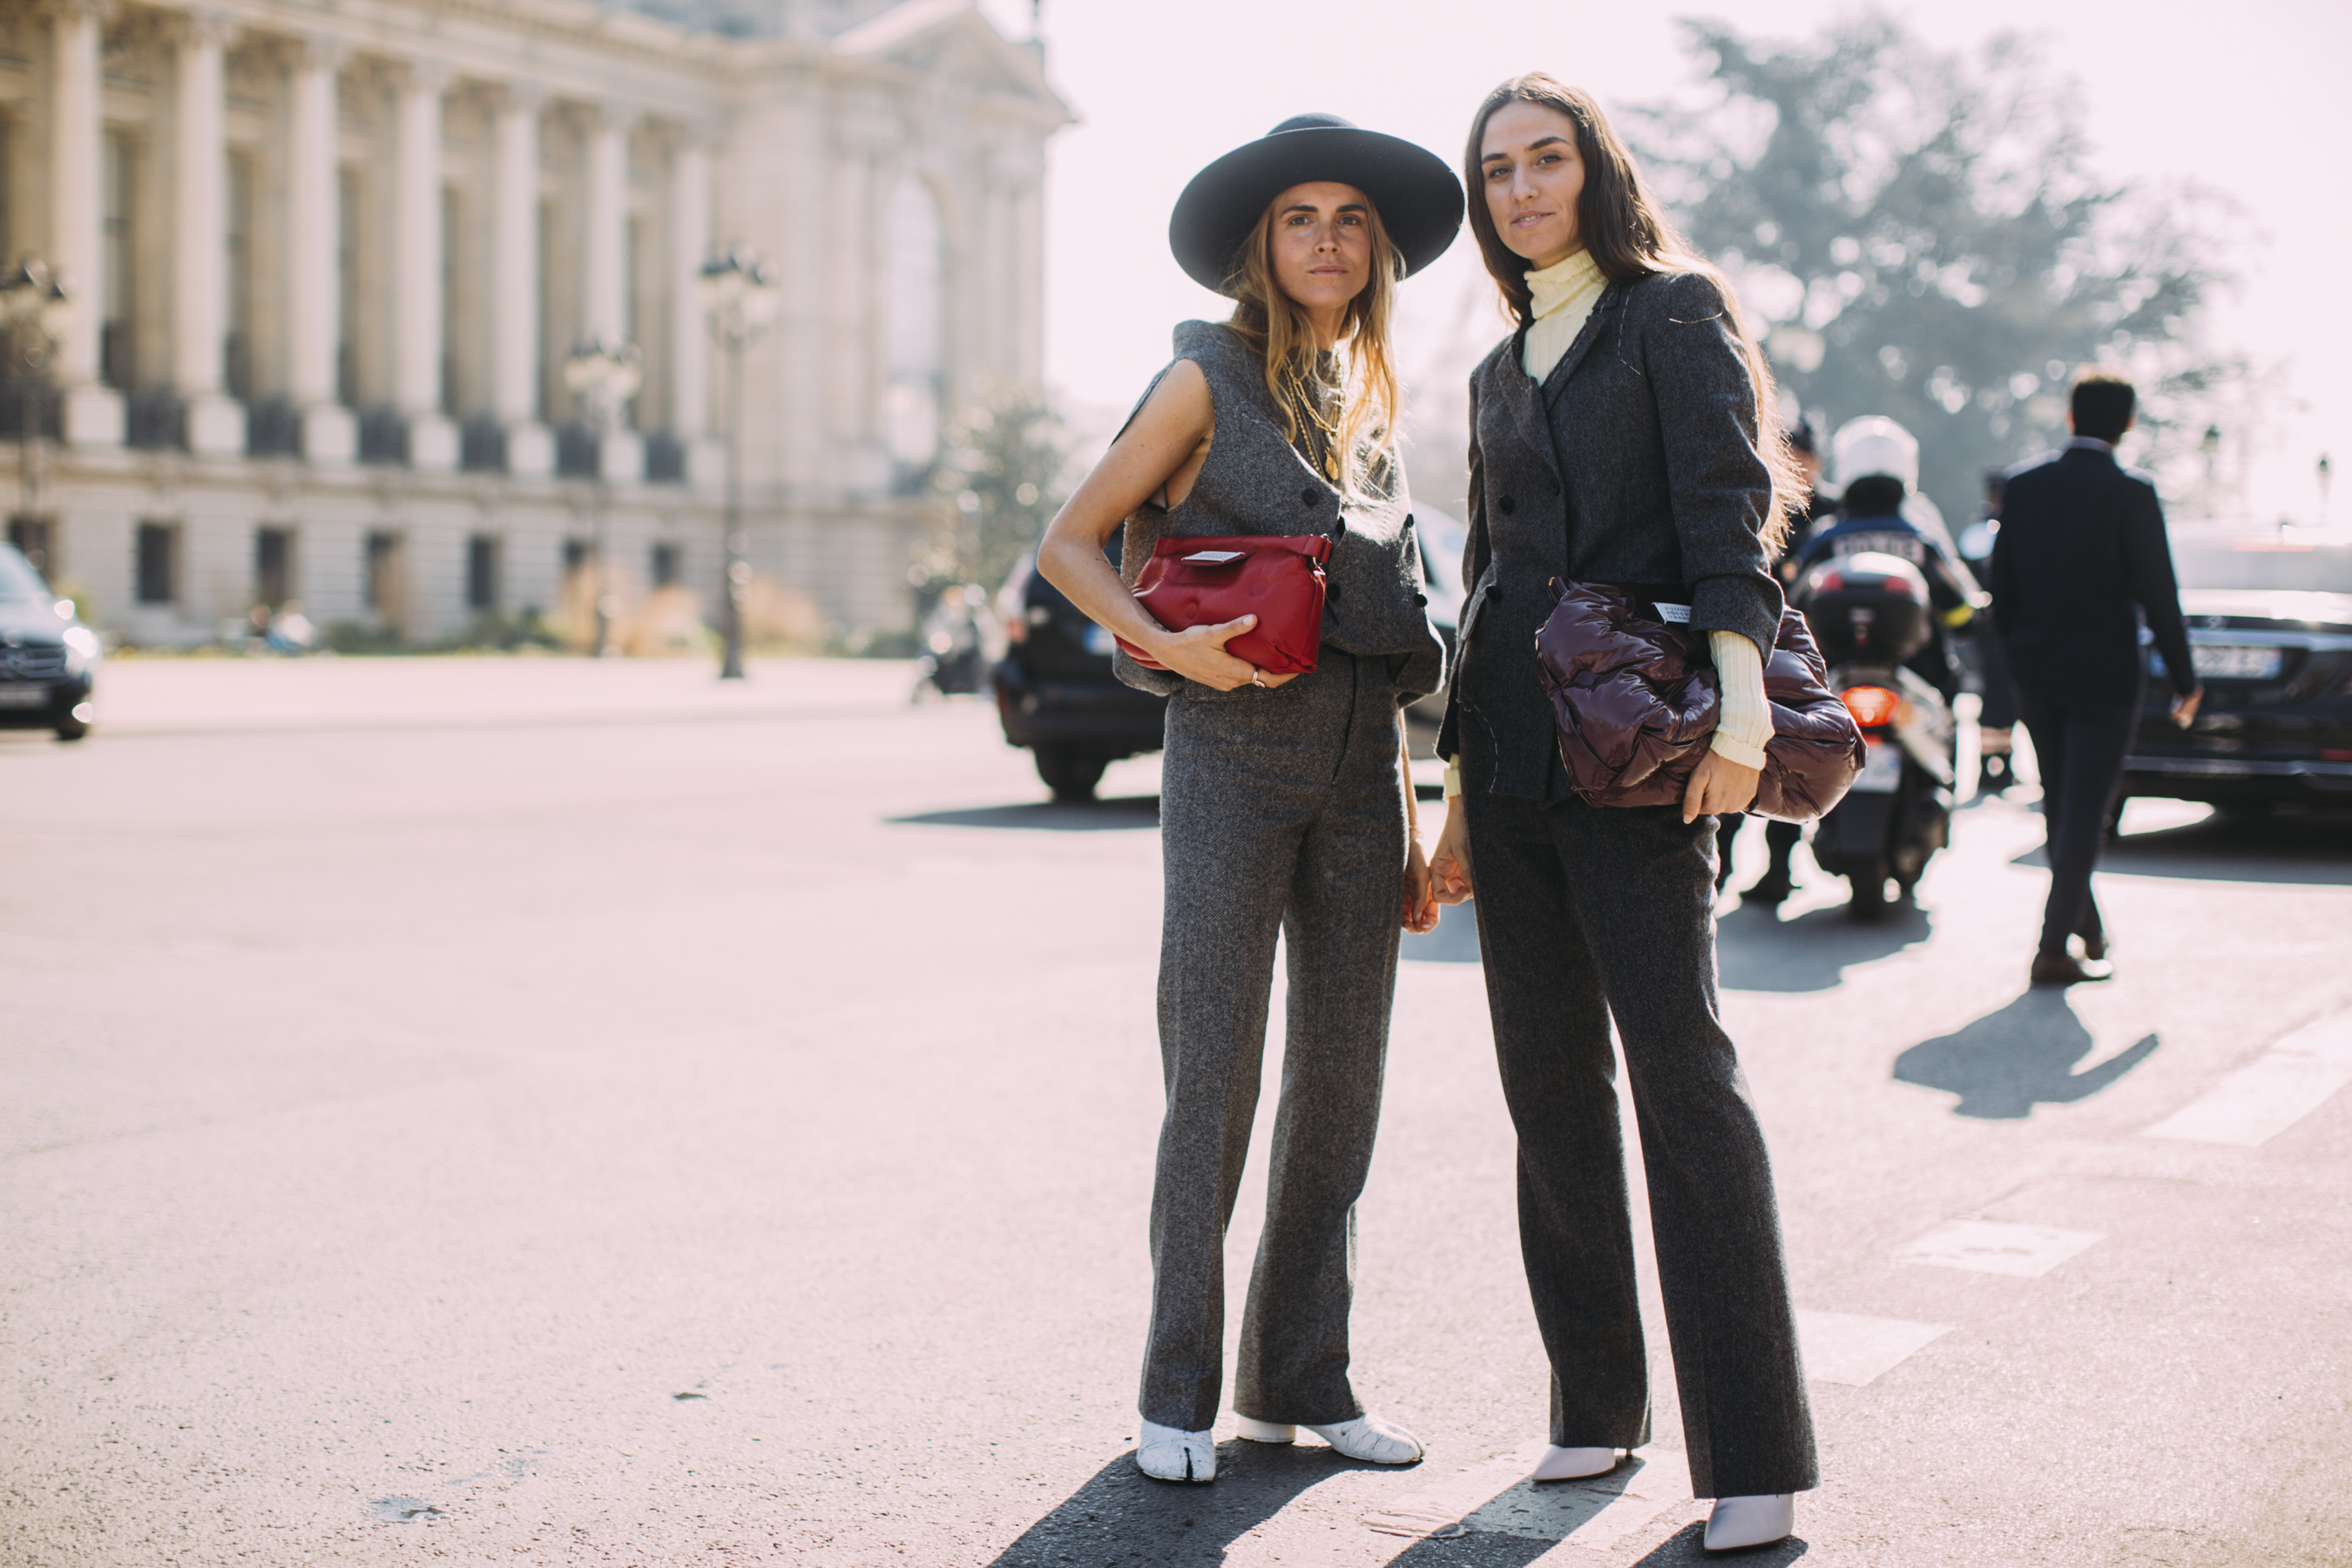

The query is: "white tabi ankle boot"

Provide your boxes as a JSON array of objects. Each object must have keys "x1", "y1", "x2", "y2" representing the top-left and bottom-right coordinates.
[
  {"x1": 1234, "y1": 1413, "x2": 1423, "y2": 1463},
  {"x1": 1135, "y1": 1421, "x2": 1216, "y2": 1483},
  {"x1": 1703, "y1": 1492, "x2": 1794, "y2": 1551}
]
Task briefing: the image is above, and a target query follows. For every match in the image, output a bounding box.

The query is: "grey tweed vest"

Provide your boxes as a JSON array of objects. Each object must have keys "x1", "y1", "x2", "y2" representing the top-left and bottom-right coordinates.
[{"x1": 1112, "y1": 320, "x2": 1445, "y2": 701}]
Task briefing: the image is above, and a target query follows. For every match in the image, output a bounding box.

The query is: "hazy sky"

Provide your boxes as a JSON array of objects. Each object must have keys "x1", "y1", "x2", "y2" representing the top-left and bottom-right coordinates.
[{"x1": 976, "y1": 0, "x2": 2349, "y2": 523}]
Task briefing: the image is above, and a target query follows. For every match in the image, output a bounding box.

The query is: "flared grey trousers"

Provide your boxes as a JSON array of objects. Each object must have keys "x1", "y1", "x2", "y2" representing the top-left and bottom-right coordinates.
[{"x1": 1139, "y1": 650, "x2": 1408, "y2": 1433}]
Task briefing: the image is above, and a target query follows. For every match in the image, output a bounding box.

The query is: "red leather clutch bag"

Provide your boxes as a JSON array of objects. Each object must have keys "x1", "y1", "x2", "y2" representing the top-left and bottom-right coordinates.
[{"x1": 1117, "y1": 534, "x2": 1332, "y2": 676}]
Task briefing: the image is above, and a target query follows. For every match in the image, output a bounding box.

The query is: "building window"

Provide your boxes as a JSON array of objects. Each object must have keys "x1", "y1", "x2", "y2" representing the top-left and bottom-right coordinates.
[
  {"x1": 135, "y1": 523, "x2": 177, "y2": 605},
  {"x1": 8, "y1": 517, "x2": 54, "y2": 577},
  {"x1": 561, "y1": 537, "x2": 589, "y2": 576},
  {"x1": 102, "y1": 132, "x2": 137, "y2": 390},
  {"x1": 364, "y1": 531, "x2": 402, "y2": 614},
  {"x1": 254, "y1": 527, "x2": 293, "y2": 608},
  {"x1": 650, "y1": 542, "x2": 679, "y2": 588},
  {"x1": 883, "y1": 175, "x2": 946, "y2": 492},
  {"x1": 337, "y1": 167, "x2": 361, "y2": 408},
  {"x1": 225, "y1": 150, "x2": 254, "y2": 399},
  {"x1": 466, "y1": 535, "x2": 500, "y2": 611}
]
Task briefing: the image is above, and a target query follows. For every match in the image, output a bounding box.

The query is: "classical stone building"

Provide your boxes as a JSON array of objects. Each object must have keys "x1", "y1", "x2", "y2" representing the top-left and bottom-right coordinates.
[{"x1": 0, "y1": 0, "x2": 1065, "y2": 645}]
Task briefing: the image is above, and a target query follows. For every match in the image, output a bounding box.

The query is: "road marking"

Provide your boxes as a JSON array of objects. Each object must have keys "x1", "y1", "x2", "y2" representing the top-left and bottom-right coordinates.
[
  {"x1": 1365, "y1": 1443, "x2": 1690, "y2": 1549},
  {"x1": 1893, "y1": 1219, "x2": 2105, "y2": 1278},
  {"x1": 1794, "y1": 1309, "x2": 1951, "y2": 1386},
  {"x1": 2141, "y1": 1010, "x2": 2352, "y2": 1147}
]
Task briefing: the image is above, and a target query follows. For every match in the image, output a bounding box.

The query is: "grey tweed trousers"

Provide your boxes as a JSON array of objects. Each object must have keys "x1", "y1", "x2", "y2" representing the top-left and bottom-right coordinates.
[
  {"x1": 1140, "y1": 650, "x2": 1408, "y2": 1433},
  {"x1": 1463, "y1": 787, "x2": 1819, "y2": 1500}
]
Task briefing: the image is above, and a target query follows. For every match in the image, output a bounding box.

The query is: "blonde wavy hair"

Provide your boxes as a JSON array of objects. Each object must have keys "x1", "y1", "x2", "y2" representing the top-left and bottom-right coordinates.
[{"x1": 1221, "y1": 195, "x2": 1404, "y2": 498}]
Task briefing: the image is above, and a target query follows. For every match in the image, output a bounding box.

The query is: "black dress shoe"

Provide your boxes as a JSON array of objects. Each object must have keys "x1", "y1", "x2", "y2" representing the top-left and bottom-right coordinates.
[{"x1": 2031, "y1": 951, "x2": 2113, "y2": 986}]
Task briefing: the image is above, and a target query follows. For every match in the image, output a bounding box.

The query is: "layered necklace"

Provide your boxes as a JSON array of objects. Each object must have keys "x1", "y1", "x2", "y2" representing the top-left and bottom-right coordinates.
[{"x1": 1280, "y1": 354, "x2": 1345, "y2": 485}]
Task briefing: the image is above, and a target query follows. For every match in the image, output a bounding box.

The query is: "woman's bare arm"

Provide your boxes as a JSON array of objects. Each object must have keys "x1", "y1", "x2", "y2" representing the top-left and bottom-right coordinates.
[{"x1": 1036, "y1": 362, "x2": 1286, "y2": 693}]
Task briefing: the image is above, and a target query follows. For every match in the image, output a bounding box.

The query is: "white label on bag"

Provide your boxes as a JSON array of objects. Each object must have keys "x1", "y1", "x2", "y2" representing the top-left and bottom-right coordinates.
[{"x1": 1654, "y1": 602, "x2": 1692, "y2": 624}]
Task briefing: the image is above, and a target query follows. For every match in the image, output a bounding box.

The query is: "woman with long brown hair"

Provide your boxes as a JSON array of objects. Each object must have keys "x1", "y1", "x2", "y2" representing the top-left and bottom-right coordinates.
[
  {"x1": 1425, "y1": 77, "x2": 1817, "y2": 1551},
  {"x1": 1035, "y1": 115, "x2": 1458, "y2": 1484}
]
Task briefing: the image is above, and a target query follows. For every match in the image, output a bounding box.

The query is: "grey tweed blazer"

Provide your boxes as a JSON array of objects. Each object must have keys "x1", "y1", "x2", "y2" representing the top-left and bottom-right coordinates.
[{"x1": 1436, "y1": 269, "x2": 1785, "y2": 801}]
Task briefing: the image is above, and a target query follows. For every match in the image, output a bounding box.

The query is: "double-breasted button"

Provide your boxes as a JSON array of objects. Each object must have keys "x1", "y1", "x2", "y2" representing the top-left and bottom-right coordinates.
[
  {"x1": 1489, "y1": 585, "x2": 1505, "y2": 604},
  {"x1": 1300, "y1": 487, "x2": 1320, "y2": 506},
  {"x1": 1325, "y1": 580, "x2": 1342, "y2": 604},
  {"x1": 1498, "y1": 495, "x2": 1517, "y2": 515},
  {"x1": 1547, "y1": 476, "x2": 1561, "y2": 497},
  {"x1": 1412, "y1": 590, "x2": 1428, "y2": 607}
]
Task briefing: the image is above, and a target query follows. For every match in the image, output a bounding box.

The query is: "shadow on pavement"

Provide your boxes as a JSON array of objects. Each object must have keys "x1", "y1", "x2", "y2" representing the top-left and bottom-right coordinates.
[
  {"x1": 1402, "y1": 899, "x2": 1482, "y2": 964},
  {"x1": 2010, "y1": 805, "x2": 2352, "y2": 886},
  {"x1": 1894, "y1": 990, "x2": 2159, "y2": 1119},
  {"x1": 983, "y1": 1443, "x2": 1390, "y2": 1566},
  {"x1": 1715, "y1": 896, "x2": 1932, "y2": 993},
  {"x1": 1619, "y1": 1523, "x2": 1810, "y2": 1565},
  {"x1": 890, "y1": 796, "x2": 1161, "y2": 832}
]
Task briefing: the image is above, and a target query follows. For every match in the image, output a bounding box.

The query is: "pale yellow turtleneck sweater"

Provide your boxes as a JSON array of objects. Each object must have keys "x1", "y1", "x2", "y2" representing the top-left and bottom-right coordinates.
[{"x1": 1439, "y1": 249, "x2": 1768, "y2": 798}]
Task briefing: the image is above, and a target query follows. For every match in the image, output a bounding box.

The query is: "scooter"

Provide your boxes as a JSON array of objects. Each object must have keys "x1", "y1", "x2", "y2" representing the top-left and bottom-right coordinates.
[{"x1": 1793, "y1": 552, "x2": 1959, "y2": 920}]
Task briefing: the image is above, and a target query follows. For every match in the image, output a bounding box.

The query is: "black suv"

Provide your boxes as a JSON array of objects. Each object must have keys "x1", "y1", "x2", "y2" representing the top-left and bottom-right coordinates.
[
  {"x1": 990, "y1": 508, "x2": 1469, "y2": 799},
  {"x1": 2119, "y1": 525, "x2": 2352, "y2": 811},
  {"x1": 0, "y1": 542, "x2": 98, "y2": 741}
]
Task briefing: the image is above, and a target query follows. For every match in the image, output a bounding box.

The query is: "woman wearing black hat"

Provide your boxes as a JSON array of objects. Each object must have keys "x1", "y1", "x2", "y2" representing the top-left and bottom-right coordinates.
[
  {"x1": 1035, "y1": 115, "x2": 1459, "y2": 1485},
  {"x1": 1424, "y1": 78, "x2": 1817, "y2": 1551}
]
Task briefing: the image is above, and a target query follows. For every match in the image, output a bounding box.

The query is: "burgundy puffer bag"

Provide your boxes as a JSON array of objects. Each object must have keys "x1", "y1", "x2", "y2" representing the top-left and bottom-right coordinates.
[{"x1": 1534, "y1": 580, "x2": 1866, "y2": 821}]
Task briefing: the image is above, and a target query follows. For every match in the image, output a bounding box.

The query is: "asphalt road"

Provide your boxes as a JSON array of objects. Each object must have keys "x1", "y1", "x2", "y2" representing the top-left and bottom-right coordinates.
[{"x1": 3, "y1": 657, "x2": 2349, "y2": 1568}]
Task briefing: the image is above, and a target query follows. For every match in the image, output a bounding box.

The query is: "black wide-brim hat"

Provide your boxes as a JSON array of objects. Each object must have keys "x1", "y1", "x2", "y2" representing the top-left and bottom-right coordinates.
[{"x1": 1170, "y1": 113, "x2": 1464, "y2": 296}]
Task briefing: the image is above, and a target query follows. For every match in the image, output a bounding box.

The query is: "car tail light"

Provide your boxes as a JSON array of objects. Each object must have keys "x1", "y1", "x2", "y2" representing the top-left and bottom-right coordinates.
[
  {"x1": 1842, "y1": 685, "x2": 1903, "y2": 727},
  {"x1": 2324, "y1": 749, "x2": 2352, "y2": 762}
]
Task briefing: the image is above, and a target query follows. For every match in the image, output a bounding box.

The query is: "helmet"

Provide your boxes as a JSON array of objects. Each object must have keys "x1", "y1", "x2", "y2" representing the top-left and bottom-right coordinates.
[{"x1": 1832, "y1": 416, "x2": 1920, "y2": 491}]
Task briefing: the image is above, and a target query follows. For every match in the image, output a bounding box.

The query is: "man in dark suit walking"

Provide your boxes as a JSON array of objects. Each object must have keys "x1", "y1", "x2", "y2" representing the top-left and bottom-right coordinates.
[{"x1": 1992, "y1": 372, "x2": 2202, "y2": 986}]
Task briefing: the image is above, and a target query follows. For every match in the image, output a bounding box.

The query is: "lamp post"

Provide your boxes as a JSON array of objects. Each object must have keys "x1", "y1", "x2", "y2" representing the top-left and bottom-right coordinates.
[
  {"x1": 0, "y1": 259, "x2": 74, "y2": 539},
  {"x1": 698, "y1": 247, "x2": 779, "y2": 680},
  {"x1": 2200, "y1": 423, "x2": 2222, "y2": 518},
  {"x1": 563, "y1": 337, "x2": 642, "y2": 658},
  {"x1": 2320, "y1": 453, "x2": 2333, "y2": 529}
]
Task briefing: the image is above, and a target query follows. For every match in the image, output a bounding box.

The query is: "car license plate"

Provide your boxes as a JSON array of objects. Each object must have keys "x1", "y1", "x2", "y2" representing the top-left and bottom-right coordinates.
[
  {"x1": 0, "y1": 685, "x2": 47, "y2": 708},
  {"x1": 1084, "y1": 623, "x2": 1116, "y2": 655},
  {"x1": 2192, "y1": 644, "x2": 2281, "y2": 679},
  {"x1": 1851, "y1": 738, "x2": 1902, "y2": 793}
]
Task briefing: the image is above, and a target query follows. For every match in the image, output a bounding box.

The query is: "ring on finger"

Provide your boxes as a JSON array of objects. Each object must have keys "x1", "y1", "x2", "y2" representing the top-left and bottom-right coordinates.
[{"x1": 1250, "y1": 668, "x2": 1266, "y2": 687}]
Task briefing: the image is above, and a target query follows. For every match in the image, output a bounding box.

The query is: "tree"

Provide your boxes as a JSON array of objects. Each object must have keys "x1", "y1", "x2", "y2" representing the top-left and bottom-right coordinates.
[
  {"x1": 1632, "y1": 14, "x2": 2240, "y2": 525},
  {"x1": 916, "y1": 388, "x2": 1072, "y2": 596}
]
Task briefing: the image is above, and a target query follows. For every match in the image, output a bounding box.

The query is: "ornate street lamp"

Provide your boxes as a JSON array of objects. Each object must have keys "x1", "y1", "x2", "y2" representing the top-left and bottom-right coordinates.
[
  {"x1": 698, "y1": 247, "x2": 779, "y2": 680},
  {"x1": 0, "y1": 259, "x2": 75, "y2": 538},
  {"x1": 563, "y1": 336, "x2": 642, "y2": 658}
]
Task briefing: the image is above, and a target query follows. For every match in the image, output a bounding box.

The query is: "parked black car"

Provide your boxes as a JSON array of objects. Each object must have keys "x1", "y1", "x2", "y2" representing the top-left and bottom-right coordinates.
[
  {"x1": 990, "y1": 507, "x2": 1468, "y2": 799},
  {"x1": 0, "y1": 542, "x2": 97, "y2": 741},
  {"x1": 2118, "y1": 526, "x2": 2352, "y2": 812}
]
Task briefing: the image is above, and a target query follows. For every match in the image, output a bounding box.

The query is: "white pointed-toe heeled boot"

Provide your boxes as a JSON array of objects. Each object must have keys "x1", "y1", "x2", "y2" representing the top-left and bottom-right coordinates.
[
  {"x1": 1703, "y1": 1492, "x2": 1794, "y2": 1551},
  {"x1": 1530, "y1": 1445, "x2": 1620, "y2": 1481},
  {"x1": 1234, "y1": 1413, "x2": 1423, "y2": 1464},
  {"x1": 1135, "y1": 1421, "x2": 1217, "y2": 1483}
]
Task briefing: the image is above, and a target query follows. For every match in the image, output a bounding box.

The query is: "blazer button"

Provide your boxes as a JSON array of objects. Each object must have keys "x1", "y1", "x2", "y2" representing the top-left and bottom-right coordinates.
[
  {"x1": 1498, "y1": 495, "x2": 1517, "y2": 515},
  {"x1": 1413, "y1": 590, "x2": 1428, "y2": 607},
  {"x1": 1490, "y1": 585, "x2": 1505, "y2": 603},
  {"x1": 1301, "y1": 487, "x2": 1320, "y2": 506},
  {"x1": 1326, "y1": 580, "x2": 1343, "y2": 604}
]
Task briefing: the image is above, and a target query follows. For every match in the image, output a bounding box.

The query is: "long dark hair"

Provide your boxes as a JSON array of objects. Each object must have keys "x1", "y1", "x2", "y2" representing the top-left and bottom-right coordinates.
[{"x1": 1464, "y1": 74, "x2": 1801, "y2": 537}]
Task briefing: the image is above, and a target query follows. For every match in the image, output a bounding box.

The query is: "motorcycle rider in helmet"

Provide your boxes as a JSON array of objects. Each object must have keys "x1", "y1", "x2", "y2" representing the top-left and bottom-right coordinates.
[{"x1": 1735, "y1": 416, "x2": 1984, "y2": 906}]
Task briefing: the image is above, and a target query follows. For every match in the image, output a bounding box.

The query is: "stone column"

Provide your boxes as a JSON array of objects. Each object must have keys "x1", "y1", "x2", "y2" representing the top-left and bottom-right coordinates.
[
  {"x1": 490, "y1": 83, "x2": 551, "y2": 476},
  {"x1": 668, "y1": 134, "x2": 711, "y2": 443},
  {"x1": 174, "y1": 10, "x2": 245, "y2": 456},
  {"x1": 582, "y1": 104, "x2": 639, "y2": 481},
  {"x1": 51, "y1": 0, "x2": 123, "y2": 447},
  {"x1": 286, "y1": 34, "x2": 354, "y2": 463},
  {"x1": 393, "y1": 59, "x2": 456, "y2": 470}
]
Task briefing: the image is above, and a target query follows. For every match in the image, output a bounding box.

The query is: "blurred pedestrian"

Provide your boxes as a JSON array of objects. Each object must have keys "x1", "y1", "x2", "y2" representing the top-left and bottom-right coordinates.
[
  {"x1": 1035, "y1": 114, "x2": 1456, "y2": 1484},
  {"x1": 1992, "y1": 371, "x2": 2201, "y2": 985},
  {"x1": 1958, "y1": 470, "x2": 2022, "y2": 792},
  {"x1": 1716, "y1": 419, "x2": 1837, "y2": 892},
  {"x1": 1424, "y1": 76, "x2": 1815, "y2": 1554}
]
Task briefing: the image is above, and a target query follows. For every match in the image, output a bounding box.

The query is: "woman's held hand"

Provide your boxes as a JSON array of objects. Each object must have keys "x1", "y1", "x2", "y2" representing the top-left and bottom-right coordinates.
[
  {"x1": 1682, "y1": 748, "x2": 1761, "y2": 822},
  {"x1": 1428, "y1": 801, "x2": 1473, "y2": 903},
  {"x1": 1402, "y1": 839, "x2": 1440, "y2": 933}
]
